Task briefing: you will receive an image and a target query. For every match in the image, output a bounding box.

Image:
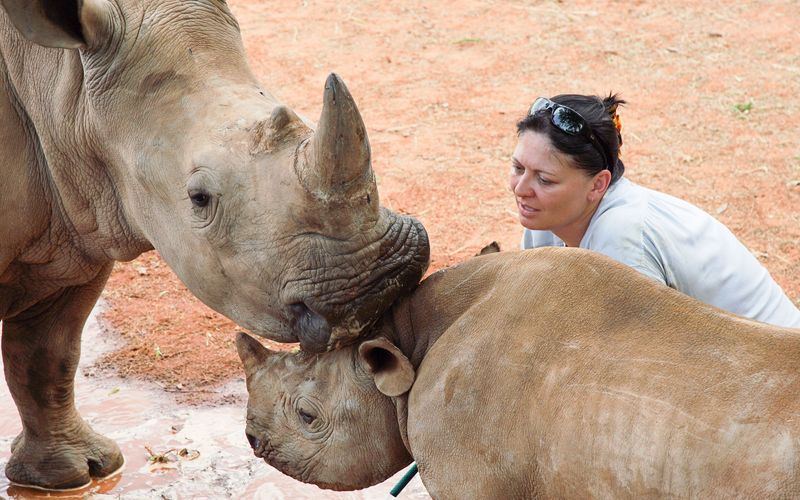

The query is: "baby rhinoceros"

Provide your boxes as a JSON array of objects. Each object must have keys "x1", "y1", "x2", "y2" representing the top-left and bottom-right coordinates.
[{"x1": 237, "y1": 248, "x2": 800, "y2": 499}]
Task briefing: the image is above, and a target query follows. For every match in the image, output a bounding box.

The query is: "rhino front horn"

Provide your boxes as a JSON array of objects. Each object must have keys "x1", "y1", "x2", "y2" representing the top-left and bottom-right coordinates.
[{"x1": 298, "y1": 73, "x2": 374, "y2": 201}]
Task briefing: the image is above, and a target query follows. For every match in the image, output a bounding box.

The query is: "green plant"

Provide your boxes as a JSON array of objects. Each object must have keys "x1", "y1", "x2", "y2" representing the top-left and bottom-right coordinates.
[{"x1": 734, "y1": 101, "x2": 753, "y2": 114}]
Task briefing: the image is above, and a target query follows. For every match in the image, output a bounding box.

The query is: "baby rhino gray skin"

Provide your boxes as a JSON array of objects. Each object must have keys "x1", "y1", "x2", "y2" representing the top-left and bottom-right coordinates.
[
  {"x1": 0, "y1": 0, "x2": 428, "y2": 490},
  {"x1": 238, "y1": 248, "x2": 800, "y2": 499}
]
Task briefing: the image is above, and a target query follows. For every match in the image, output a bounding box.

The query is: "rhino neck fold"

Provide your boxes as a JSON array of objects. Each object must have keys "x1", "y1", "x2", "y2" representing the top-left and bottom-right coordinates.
[
  {"x1": 386, "y1": 298, "x2": 428, "y2": 370},
  {"x1": 387, "y1": 257, "x2": 501, "y2": 370},
  {"x1": 0, "y1": 37, "x2": 151, "y2": 263},
  {"x1": 381, "y1": 257, "x2": 502, "y2": 454}
]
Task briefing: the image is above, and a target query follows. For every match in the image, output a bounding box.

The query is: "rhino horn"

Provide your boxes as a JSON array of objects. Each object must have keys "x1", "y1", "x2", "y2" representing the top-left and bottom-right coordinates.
[{"x1": 298, "y1": 73, "x2": 373, "y2": 201}]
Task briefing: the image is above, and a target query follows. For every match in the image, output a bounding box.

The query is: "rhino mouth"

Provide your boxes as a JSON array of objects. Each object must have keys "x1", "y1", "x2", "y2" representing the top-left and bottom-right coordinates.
[
  {"x1": 288, "y1": 214, "x2": 430, "y2": 353},
  {"x1": 249, "y1": 434, "x2": 355, "y2": 492},
  {"x1": 287, "y1": 301, "x2": 331, "y2": 352}
]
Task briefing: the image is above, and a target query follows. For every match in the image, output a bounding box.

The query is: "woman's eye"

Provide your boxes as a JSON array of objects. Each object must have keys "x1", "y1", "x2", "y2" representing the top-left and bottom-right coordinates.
[
  {"x1": 512, "y1": 164, "x2": 524, "y2": 174},
  {"x1": 189, "y1": 191, "x2": 211, "y2": 208},
  {"x1": 538, "y1": 176, "x2": 553, "y2": 185},
  {"x1": 298, "y1": 409, "x2": 316, "y2": 425}
]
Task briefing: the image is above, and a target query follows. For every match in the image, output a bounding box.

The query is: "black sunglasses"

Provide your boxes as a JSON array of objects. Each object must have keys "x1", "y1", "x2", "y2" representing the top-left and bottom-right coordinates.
[{"x1": 529, "y1": 97, "x2": 613, "y2": 173}]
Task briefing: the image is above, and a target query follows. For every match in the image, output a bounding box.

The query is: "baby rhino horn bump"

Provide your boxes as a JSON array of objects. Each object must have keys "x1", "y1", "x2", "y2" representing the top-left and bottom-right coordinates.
[
  {"x1": 358, "y1": 338, "x2": 415, "y2": 397},
  {"x1": 236, "y1": 332, "x2": 273, "y2": 376},
  {"x1": 298, "y1": 73, "x2": 373, "y2": 201}
]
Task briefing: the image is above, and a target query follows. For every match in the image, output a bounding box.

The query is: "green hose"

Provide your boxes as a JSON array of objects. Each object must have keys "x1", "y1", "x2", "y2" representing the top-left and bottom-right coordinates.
[{"x1": 389, "y1": 462, "x2": 418, "y2": 497}]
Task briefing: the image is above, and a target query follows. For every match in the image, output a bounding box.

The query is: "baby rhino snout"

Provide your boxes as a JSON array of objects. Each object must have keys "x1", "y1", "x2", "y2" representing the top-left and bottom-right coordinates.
[{"x1": 246, "y1": 432, "x2": 262, "y2": 452}]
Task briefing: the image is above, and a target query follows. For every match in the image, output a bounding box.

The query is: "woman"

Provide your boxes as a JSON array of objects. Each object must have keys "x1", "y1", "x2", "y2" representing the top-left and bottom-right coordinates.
[{"x1": 510, "y1": 93, "x2": 800, "y2": 328}]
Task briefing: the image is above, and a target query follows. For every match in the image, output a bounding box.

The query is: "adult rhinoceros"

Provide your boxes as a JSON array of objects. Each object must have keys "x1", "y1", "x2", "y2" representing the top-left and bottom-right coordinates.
[
  {"x1": 0, "y1": 0, "x2": 429, "y2": 490},
  {"x1": 238, "y1": 249, "x2": 800, "y2": 498}
]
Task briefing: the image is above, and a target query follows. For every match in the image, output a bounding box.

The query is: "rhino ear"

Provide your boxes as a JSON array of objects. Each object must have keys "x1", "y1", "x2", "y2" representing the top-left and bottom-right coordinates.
[
  {"x1": 235, "y1": 332, "x2": 274, "y2": 377},
  {"x1": 358, "y1": 338, "x2": 415, "y2": 397},
  {"x1": 1, "y1": 0, "x2": 113, "y2": 49},
  {"x1": 477, "y1": 241, "x2": 501, "y2": 256}
]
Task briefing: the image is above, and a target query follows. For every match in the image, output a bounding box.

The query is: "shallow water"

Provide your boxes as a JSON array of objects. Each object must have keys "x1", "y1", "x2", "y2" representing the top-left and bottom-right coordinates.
[{"x1": 0, "y1": 307, "x2": 429, "y2": 499}]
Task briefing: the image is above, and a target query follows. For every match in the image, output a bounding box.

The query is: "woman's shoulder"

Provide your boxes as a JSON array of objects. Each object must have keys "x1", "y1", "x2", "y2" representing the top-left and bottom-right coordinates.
[
  {"x1": 588, "y1": 178, "x2": 651, "y2": 234},
  {"x1": 597, "y1": 178, "x2": 718, "y2": 231},
  {"x1": 582, "y1": 178, "x2": 666, "y2": 282},
  {"x1": 635, "y1": 182, "x2": 728, "y2": 236},
  {"x1": 583, "y1": 180, "x2": 649, "y2": 255}
]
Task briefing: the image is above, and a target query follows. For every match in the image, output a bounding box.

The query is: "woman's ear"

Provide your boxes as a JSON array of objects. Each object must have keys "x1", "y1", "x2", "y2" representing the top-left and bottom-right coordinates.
[
  {"x1": 2, "y1": 0, "x2": 114, "y2": 49},
  {"x1": 358, "y1": 338, "x2": 415, "y2": 397},
  {"x1": 588, "y1": 169, "x2": 612, "y2": 202}
]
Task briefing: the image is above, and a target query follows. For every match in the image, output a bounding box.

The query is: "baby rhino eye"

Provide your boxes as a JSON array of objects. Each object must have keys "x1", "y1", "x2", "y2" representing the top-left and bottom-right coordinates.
[
  {"x1": 298, "y1": 408, "x2": 316, "y2": 425},
  {"x1": 189, "y1": 190, "x2": 211, "y2": 208}
]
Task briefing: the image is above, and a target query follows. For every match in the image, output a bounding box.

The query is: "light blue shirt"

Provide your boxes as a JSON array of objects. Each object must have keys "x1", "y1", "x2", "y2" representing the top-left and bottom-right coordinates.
[{"x1": 521, "y1": 177, "x2": 800, "y2": 328}]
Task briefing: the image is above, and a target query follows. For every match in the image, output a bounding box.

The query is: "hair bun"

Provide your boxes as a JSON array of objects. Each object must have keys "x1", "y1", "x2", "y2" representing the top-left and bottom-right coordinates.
[
  {"x1": 602, "y1": 92, "x2": 625, "y2": 147},
  {"x1": 602, "y1": 93, "x2": 626, "y2": 119}
]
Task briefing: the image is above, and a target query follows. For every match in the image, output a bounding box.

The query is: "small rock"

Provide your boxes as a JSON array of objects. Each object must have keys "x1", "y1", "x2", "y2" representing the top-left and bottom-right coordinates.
[{"x1": 178, "y1": 448, "x2": 200, "y2": 460}]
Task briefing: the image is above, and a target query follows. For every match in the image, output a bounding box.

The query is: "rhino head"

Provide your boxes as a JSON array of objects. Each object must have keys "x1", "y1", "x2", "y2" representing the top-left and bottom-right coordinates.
[
  {"x1": 236, "y1": 332, "x2": 415, "y2": 490},
  {"x1": 1, "y1": 0, "x2": 429, "y2": 351}
]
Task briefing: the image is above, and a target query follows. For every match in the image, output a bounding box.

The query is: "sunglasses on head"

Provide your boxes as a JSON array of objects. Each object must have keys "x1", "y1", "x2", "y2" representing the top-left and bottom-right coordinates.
[{"x1": 529, "y1": 97, "x2": 613, "y2": 173}]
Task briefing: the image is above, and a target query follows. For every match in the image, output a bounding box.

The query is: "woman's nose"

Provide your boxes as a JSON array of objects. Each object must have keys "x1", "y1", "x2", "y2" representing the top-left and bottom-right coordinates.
[{"x1": 513, "y1": 172, "x2": 534, "y2": 197}]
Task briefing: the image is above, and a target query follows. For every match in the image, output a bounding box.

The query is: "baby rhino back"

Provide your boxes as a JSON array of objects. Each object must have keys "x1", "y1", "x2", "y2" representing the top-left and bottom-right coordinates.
[{"x1": 407, "y1": 248, "x2": 800, "y2": 499}]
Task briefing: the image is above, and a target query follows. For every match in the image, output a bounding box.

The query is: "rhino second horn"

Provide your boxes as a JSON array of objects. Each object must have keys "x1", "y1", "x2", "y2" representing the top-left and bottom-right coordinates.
[
  {"x1": 298, "y1": 73, "x2": 374, "y2": 202},
  {"x1": 251, "y1": 105, "x2": 310, "y2": 155}
]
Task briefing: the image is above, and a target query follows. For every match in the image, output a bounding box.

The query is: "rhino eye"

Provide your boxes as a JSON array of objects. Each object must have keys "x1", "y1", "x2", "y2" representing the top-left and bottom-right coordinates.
[
  {"x1": 189, "y1": 190, "x2": 211, "y2": 208},
  {"x1": 298, "y1": 408, "x2": 316, "y2": 425}
]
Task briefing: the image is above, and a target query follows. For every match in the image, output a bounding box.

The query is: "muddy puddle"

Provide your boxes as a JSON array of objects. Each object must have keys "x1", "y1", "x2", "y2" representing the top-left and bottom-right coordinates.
[{"x1": 0, "y1": 306, "x2": 429, "y2": 499}]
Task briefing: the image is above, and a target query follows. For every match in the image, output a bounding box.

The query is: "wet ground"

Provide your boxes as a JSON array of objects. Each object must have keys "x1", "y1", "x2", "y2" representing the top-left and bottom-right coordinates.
[{"x1": 0, "y1": 307, "x2": 429, "y2": 499}]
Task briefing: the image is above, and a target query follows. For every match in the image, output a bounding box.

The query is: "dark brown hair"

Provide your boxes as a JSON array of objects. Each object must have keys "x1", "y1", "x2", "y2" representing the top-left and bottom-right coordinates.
[{"x1": 517, "y1": 93, "x2": 626, "y2": 184}]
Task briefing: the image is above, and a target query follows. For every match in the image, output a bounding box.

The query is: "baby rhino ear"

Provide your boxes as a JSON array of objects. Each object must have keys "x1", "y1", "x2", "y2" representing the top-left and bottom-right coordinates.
[
  {"x1": 236, "y1": 332, "x2": 273, "y2": 377},
  {"x1": 358, "y1": 338, "x2": 415, "y2": 397}
]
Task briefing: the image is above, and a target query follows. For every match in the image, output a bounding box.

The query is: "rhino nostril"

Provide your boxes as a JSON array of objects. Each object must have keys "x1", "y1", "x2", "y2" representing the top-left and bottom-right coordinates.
[{"x1": 246, "y1": 432, "x2": 261, "y2": 451}]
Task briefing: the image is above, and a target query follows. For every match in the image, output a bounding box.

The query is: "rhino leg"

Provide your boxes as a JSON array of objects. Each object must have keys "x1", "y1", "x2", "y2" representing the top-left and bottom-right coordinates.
[{"x1": 2, "y1": 263, "x2": 123, "y2": 490}]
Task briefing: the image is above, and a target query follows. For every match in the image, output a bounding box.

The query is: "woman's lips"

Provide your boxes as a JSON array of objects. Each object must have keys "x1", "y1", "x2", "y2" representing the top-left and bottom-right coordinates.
[{"x1": 517, "y1": 200, "x2": 540, "y2": 217}]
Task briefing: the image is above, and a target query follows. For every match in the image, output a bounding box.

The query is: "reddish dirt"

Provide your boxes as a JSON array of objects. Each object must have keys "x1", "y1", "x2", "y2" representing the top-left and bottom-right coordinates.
[{"x1": 96, "y1": 0, "x2": 800, "y2": 404}]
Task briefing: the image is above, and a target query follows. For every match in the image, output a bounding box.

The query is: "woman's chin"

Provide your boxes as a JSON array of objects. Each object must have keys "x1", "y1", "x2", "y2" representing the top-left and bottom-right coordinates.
[{"x1": 519, "y1": 213, "x2": 545, "y2": 231}]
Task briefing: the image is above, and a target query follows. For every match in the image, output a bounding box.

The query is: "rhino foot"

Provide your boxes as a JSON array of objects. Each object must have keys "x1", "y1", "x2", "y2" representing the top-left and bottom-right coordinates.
[{"x1": 5, "y1": 425, "x2": 124, "y2": 490}]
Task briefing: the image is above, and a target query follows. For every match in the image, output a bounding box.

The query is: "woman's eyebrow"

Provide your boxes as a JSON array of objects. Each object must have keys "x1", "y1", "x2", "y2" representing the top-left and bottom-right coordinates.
[{"x1": 514, "y1": 158, "x2": 556, "y2": 176}]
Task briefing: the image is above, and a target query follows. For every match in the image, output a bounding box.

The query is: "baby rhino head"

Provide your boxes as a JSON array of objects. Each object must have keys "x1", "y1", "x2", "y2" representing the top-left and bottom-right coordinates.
[{"x1": 235, "y1": 332, "x2": 414, "y2": 491}]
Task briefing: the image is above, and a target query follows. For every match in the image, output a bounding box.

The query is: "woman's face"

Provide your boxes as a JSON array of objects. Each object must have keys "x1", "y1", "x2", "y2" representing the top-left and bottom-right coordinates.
[{"x1": 509, "y1": 131, "x2": 606, "y2": 235}]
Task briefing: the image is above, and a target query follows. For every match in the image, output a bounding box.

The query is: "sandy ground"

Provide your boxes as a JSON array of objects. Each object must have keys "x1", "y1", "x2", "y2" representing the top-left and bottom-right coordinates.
[{"x1": 95, "y1": 0, "x2": 800, "y2": 402}]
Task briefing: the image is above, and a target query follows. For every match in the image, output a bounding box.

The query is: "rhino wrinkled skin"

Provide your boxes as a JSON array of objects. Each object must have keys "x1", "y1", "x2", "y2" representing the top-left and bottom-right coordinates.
[
  {"x1": 0, "y1": 0, "x2": 428, "y2": 490},
  {"x1": 239, "y1": 248, "x2": 800, "y2": 499}
]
